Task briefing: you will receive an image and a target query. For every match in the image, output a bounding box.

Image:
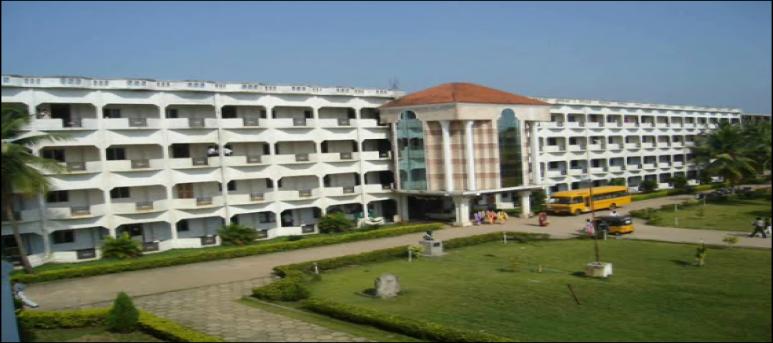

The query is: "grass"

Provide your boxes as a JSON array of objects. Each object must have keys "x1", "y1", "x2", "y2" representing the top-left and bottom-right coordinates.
[
  {"x1": 12, "y1": 222, "x2": 415, "y2": 276},
  {"x1": 32, "y1": 325, "x2": 161, "y2": 342},
  {"x1": 646, "y1": 198, "x2": 772, "y2": 231},
  {"x1": 238, "y1": 298, "x2": 423, "y2": 342},
  {"x1": 304, "y1": 239, "x2": 771, "y2": 341}
]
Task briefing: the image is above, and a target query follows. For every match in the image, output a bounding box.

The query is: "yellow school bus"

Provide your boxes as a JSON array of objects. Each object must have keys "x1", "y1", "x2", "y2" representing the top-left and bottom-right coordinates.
[{"x1": 547, "y1": 186, "x2": 631, "y2": 215}]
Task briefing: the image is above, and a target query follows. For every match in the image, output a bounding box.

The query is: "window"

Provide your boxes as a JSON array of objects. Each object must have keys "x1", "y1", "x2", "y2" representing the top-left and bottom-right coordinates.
[
  {"x1": 42, "y1": 149, "x2": 65, "y2": 162},
  {"x1": 110, "y1": 187, "x2": 130, "y2": 199},
  {"x1": 166, "y1": 108, "x2": 178, "y2": 118},
  {"x1": 221, "y1": 106, "x2": 236, "y2": 118},
  {"x1": 176, "y1": 220, "x2": 189, "y2": 232},
  {"x1": 227, "y1": 181, "x2": 236, "y2": 192},
  {"x1": 52, "y1": 230, "x2": 75, "y2": 244},
  {"x1": 46, "y1": 191, "x2": 68, "y2": 203},
  {"x1": 103, "y1": 108, "x2": 121, "y2": 118},
  {"x1": 230, "y1": 216, "x2": 239, "y2": 225},
  {"x1": 547, "y1": 137, "x2": 557, "y2": 145},
  {"x1": 177, "y1": 183, "x2": 194, "y2": 198},
  {"x1": 123, "y1": 225, "x2": 143, "y2": 236},
  {"x1": 265, "y1": 179, "x2": 273, "y2": 188},
  {"x1": 171, "y1": 144, "x2": 190, "y2": 158},
  {"x1": 106, "y1": 147, "x2": 126, "y2": 161}
]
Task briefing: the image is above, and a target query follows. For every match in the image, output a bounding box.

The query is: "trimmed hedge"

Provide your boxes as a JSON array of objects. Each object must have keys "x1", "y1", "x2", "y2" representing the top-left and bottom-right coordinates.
[
  {"x1": 631, "y1": 184, "x2": 718, "y2": 202},
  {"x1": 252, "y1": 271, "x2": 311, "y2": 301},
  {"x1": 12, "y1": 223, "x2": 444, "y2": 284},
  {"x1": 18, "y1": 308, "x2": 223, "y2": 342},
  {"x1": 302, "y1": 299, "x2": 511, "y2": 342}
]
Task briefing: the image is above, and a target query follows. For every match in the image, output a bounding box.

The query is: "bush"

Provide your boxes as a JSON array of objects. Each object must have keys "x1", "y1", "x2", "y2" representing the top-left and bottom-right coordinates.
[
  {"x1": 101, "y1": 232, "x2": 142, "y2": 259},
  {"x1": 318, "y1": 213, "x2": 355, "y2": 234},
  {"x1": 106, "y1": 292, "x2": 139, "y2": 333},
  {"x1": 18, "y1": 317, "x2": 36, "y2": 342},
  {"x1": 609, "y1": 178, "x2": 626, "y2": 186},
  {"x1": 531, "y1": 190, "x2": 547, "y2": 212},
  {"x1": 286, "y1": 235, "x2": 304, "y2": 241},
  {"x1": 18, "y1": 308, "x2": 222, "y2": 342},
  {"x1": 218, "y1": 223, "x2": 258, "y2": 246},
  {"x1": 252, "y1": 271, "x2": 311, "y2": 302},
  {"x1": 670, "y1": 175, "x2": 694, "y2": 194},
  {"x1": 12, "y1": 223, "x2": 444, "y2": 284},
  {"x1": 640, "y1": 179, "x2": 658, "y2": 193},
  {"x1": 302, "y1": 299, "x2": 510, "y2": 342}
]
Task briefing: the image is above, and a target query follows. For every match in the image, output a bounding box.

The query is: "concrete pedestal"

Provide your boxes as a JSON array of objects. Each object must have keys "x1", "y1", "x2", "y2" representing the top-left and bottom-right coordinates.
[
  {"x1": 585, "y1": 262, "x2": 613, "y2": 278},
  {"x1": 419, "y1": 240, "x2": 444, "y2": 257}
]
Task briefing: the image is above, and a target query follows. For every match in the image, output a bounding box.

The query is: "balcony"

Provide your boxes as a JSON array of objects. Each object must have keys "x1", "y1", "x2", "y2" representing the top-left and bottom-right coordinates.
[
  {"x1": 642, "y1": 142, "x2": 656, "y2": 149},
  {"x1": 608, "y1": 165, "x2": 624, "y2": 172},
  {"x1": 273, "y1": 118, "x2": 314, "y2": 128},
  {"x1": 590, "y1": 167, "x2": 606, "y2": 174},
  {"x1": 641, "y1": 122, "x2": 656, "y2": 129},
  {"x1": 273, "y1": 153, "x2": 317, "y2": 164},
  {"x1": 166, "y1": 118, "x2": 218, "y2": 129},
  {"x1": 223, "y1": 154, "x2": 270, "y2": 166},
  {"x1": 565, "y1": 122, "x2": 584, "y2": 128},
  {"x1": 361, "y1": 151, "x2": 390, "y2": 160},
  {"x1": 103, "y1": 118, "x2": 162, "y2": 129},
  {"x1": 112, "y1": 200, "x2": 167, "y2": 214},
  {"x1": 588, "y1": 144, "x2": 603, "y2": 151},
  {"x1": 543, "y1": 145, "x2": 564, "y2": 153},
  {"x1": 276, "y1": 189, "x2": 321, "y2": 201},
  {"x1": 586, "y1": 122, "x2": 603, "y2": 128},
  {"x1": 606, "y1": 143, "x2": 623, "y2": 150},
  {"x1": 220, "y1": 117, "x2": 262, "y2": 128},
  {"x1": 46, "y1": 204, "x2": 105, "y2": 219},
  {"x1": 624, "y1": 143, "x2": 640, "y2": 149},
  {"x1": 643, "y1": 163, "x2": 657, "y2": 170},
  {"x1": 318, "y1": 118, "x2": 354, "y2": 128},
  {"x1": 27, "y1": 118, "x2": 99, "y2": 131},
  {"x1": 227, "y1": 192, "x2": 274, "y2": 204},
  {"x1": 168, "y1": 156, "x2": 221, "y2": 169},
  {"x1": 568, "y1": 168, "x2": 587, "y2": 176},
  {"x1": 2, "y1": 208, "x2": 41, "y2": 223},
  {"x1": 546, "y1": 170, "x2": 567, "y2": 178},
  {"x1": 104, "y1": 159, "x2": 164, "y2": 172},
  {"x1": 656, "y1": 122, "x2": 669, "y2": 128},
  {"x1": 673, "y1": 162, "x2": 685, "y2": 168},
  {"x1": 319, "y1": 152, "x2": 358, "y2": 163},
  {"x1": 173, "y1": 196, "x2": 224, "y2": 208},
  {"x1": 323, "y1": 186, "x2": 361, "y2": 197},
  {"x1": 567, "y1": 145, "x2": 585, "y2": 152},
  {"x1": 659, "y1": 163, "x2": 671, "y2": 168},
  {"x1": 362, "y1": 184, "x2": 393, "y2": 193},
  {"x1": 623, "y1": 122, "x2": 638, "y2": 128},
  {"x1": 62, "y1": 161, "x2": 101, "y2": 173}
]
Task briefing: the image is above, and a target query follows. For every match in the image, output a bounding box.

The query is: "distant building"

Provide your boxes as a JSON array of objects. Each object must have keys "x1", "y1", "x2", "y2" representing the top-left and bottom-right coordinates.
[{"x1": 1, "y1": 75, "x2": 768, "y2": 266}]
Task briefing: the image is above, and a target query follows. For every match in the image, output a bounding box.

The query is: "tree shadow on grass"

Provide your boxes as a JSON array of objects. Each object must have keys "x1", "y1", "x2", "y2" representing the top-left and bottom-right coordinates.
[{"x1": 670, "y1": 259, "x2": 693, "y2": 267}]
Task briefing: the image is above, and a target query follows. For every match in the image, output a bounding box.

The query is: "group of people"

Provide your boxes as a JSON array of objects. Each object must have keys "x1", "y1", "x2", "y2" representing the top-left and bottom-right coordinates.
[
  {"x1": 473, "y1": 210, "x2": 509, "y2": 225},
  {"x1": 581, "y1": 210, "x2": 620, "y2": 236},
  {"x1": 749, "y1": 217, "x2": 771, "y2": 238},
  {"x1": 207, "y1": 145, "x2": 232, "y2": 157}
]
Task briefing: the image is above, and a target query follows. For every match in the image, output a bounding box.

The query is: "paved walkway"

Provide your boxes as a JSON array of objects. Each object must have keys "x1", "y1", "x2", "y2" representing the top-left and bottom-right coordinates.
[
  {"x1": 79, "y1": 278, "x2": 368, "y2": 342},
  {"x1": 23, "y1": 192, "x2": 771, "y2": 341}
]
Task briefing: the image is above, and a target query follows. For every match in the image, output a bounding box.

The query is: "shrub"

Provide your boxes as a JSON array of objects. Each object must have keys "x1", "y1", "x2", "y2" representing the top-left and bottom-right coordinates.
[
  {"x1": 302, "y1": 299, "x2": 510, "y2": 342},
  {"x1": 286, "y1": 235, "x2": 304, "y2": 241},
  {"x1": 101, "y1": 232, "x2": 142, "y2": 259},
  {"x1": 138, "y1": 311, "x2": 223, "y2": 342},
  {"x1": 670, "y1": 175, "x2": 694, "y2": 194},
  {"x1": 13, "y1": 223, "x2": 444, "y2": 284},
  {"x1": 640, "y1": 179, "x2": 658, "y2": 193},
  {"x1": 252, "y1": 271, "x2": 311, "y2": 301},
  {"x1": 218, "y1": 223, "x2": 258, "y2": 246},
  {"x1": 18, "y1": 317, "x2": 36, "y2": 342},
  {"x1": 318, "y1": 212, "x2": 355, "y2": 234},
  {"x1": 531, "y1": 189, "x2": 547, "y2": 212},
  {"x1": 105, "y1": 292, "x2": 139, "y2": 333}
]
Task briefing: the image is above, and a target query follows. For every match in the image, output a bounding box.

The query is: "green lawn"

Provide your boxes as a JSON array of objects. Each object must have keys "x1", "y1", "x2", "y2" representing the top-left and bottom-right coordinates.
[
  {"x1": 647, "y1": 198, "x2": 772, "y2": 231},
  {"x1": 32, "y1": 326, "x2": 161, "y2": 342},
  {"x1": 305, "y1": 239, "x2": 771, "y2": 341}
]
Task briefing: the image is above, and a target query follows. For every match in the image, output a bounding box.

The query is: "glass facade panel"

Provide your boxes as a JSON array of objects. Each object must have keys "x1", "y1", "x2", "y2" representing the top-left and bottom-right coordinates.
[
  {"x1": 396, "y1": 111, "x2": 427, "y2": 190},
  {"x1": 498, "y1": 109, "x2": 523, "y2": 187}
]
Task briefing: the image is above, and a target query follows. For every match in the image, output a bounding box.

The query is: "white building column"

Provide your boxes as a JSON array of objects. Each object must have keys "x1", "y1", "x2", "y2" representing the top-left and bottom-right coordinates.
[
  {"x1": 397, "y1": 194, "x2": 410, "y2": 222},
  {"x1": 518, "y1": 191, "x2": 531, "y2": 219},
  {"x1": 529, "y1": 122, "x2": 541, "y2": 185},
  {"x1": 464, "y1": 120, "x2": 476, "y2": 191},
  {"x1": 440, "y1": 120, "x2": 454, "y2": 191},
  {"x1": 453, "y1": 196, "x2": 471, "y2": 226}
]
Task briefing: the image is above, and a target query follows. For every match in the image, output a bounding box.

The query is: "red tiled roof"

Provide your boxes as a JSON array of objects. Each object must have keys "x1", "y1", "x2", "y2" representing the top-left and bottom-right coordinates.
[{"x1": 380, "y1": 82, "x2": 549, "y2": 108}]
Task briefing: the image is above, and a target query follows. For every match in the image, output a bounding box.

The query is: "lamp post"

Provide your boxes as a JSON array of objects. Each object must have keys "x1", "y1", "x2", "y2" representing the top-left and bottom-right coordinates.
[{"x1": 586, "y1": 147, "x2": 600, "y2": 262}]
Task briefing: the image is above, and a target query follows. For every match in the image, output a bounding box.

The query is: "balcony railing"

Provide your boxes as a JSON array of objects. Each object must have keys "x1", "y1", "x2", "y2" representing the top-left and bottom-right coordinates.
[
  {"x1": 337, "y1": 118, "x2": 351, "y2": 126},
  {"x1": 301, "y1": 224, "x2": 316, "y2": 233},
  {"x1": 129, "y1": 117, "x2": 148, "y2": 127},
  {"x1": 66, "y1": 161, "x2": 86, "y2": 171},
  {"x1": 76, "y1": 248, "x2": 97, "y2": 260},
  {"x1": 143, "y1": 241, "x2": 160, "y2": 252},
  {"x1": 339, "y1": 152, "x2": 353, "y2": 160},
  {"x1": 243, "y1": 117, "x2": 260, "y2": 127},
  {"x1": 196, "y1": 196, "x2": 213, "y2": 206},
  {"x1": 298, "y1": 189, "x2": 313, "y2": 198},
  {"x1": 295, "y1": 153, "x2": 310, "y2": 162},
  {"x1": 293, "y1": 118, "x2": 307, "y2": 127},
  {"x1": 131, "y1": 159, "x2": 150, "y2": 169},
  {"x1": 135, "y1": 201, "x2": 154, "y2": 211},
  {"x1": 70, "y1": 206, "x2": 91, "y2": 216},
  {"x1": 250, "y1": 192, "x2": 265, "y2": 201},
  {"x1": 189, "y1": 118, "x2": 206, "y2": 128},
  {"x1": 201, "y1": 236, "x2": 217, "y2": 246},
  {"x1": 192, "y1": 157, "x2": 209, "y2": 166},
  {"x1": 246, "y1": 155, "x2": 262, "y2": 164}
]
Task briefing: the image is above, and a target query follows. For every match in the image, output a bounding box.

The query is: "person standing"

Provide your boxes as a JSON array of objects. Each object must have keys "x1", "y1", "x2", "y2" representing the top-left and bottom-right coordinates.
[
  {"x1": 584, "y1": 218, "x2": 595, "y2": 237},
  {"x1": 749, "y1": 217, "x2": 767, "y2": 238}
]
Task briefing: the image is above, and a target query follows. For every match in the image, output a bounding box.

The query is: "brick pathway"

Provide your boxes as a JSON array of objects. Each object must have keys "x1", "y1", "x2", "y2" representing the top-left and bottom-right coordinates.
[{"x1": 81, "y1": 277, "x2": 368, "y2": 342}]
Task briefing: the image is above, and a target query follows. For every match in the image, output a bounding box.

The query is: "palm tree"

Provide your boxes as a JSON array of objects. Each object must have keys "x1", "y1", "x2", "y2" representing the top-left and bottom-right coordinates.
[
  {"x1": 2, "y1": 104, "x2": 67, "y2": 273},
  {"x1": 740, "y1": 121, "x2": 772, "y2": 174},
  {"x1": 691, "y1": 122, "x2": 758, "y2": 191}
]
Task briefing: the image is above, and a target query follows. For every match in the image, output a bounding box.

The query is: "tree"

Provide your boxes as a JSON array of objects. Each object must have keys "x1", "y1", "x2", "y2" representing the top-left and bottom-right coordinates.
[
  {"x1": 670, "y1": 175, "x2": 693, "y2": 194},
  {"x1": 101, "y1": 232, "x2": 143, "y2": 259},
  {"x1": 740, "y1": 121, "x2": 772, "y2": 174},
  {"x1": 218, "y1": 223, "x2": 258, "y2": 246},
  {"x1": 105, "y1": 292, "x2": 139, "y2": 333},
  {"x1": 640, "y1": 179, "x2": 658, "y2": 193},
  {"x1": 691, "y1": 122, "x2": 758, "y2": 191},
  {"x1": 318, "y1": 212, "x2": 355, "y2": 234},
  {"x1": 2, "y1": 105, "x2": 68, "y2": 273}
]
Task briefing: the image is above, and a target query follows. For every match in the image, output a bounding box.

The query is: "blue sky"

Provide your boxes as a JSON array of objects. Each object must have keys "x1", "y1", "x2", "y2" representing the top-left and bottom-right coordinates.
[{"x1": 2, "y1": 1, "x2": 771, "y2": 113}]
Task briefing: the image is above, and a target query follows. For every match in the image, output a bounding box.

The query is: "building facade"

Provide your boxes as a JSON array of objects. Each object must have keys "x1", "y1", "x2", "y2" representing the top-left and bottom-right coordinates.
[{"x1": 1, "y1": 75, "x2": 768, "y2": 267}]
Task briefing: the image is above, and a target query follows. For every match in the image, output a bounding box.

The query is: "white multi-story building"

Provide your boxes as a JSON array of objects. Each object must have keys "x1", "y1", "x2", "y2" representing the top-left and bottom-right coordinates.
[{"x1": 1, "y1": 75, "x2": 768, "y2": 266}]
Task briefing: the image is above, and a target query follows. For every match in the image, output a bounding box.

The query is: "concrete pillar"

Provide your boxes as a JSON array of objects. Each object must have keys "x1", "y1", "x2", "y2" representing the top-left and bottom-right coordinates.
[
  {"x1": 518, "y1": 191, "x2": 531, "y2": 219},
  {"x1": 41, "y1": 232, "x2": 51, "y2": 257},
  {"x1": 453, "y1": 196, "x2": 471, "y2": 227},
  {"x1": 440, "y1": 120, "x2": 454, "y2": 191},
  {"x1": 398, "y1": 194, "x2": 410, "y2": 222},
  {"x1": 529, "y1": 122, "x2": 541, "y2": 185},
  {"x1": 464, "y1": 120, "x2": 476, "y2": 191}
]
